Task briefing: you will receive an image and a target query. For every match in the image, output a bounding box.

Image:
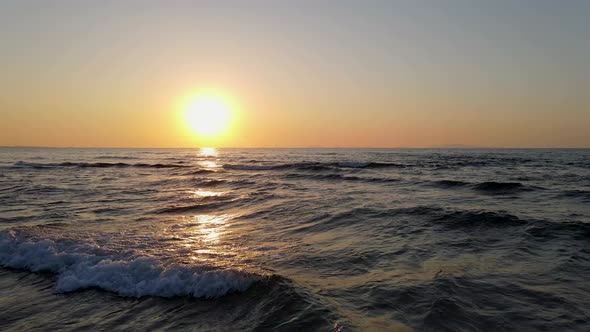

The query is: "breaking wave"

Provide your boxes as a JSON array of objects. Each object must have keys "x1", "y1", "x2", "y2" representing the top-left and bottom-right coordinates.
[{"x1": 0, "y1": 230, "x2": 259, "y2": 299}]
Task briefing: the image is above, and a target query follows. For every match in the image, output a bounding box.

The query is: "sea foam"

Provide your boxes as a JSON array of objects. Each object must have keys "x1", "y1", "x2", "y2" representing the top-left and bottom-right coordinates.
[{"x1": 0, "y1": 230, "x2": 258, "y2": 298}]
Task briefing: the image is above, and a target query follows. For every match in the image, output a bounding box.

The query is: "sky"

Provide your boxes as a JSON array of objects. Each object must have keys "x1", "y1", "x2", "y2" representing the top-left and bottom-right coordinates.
[{"x1": 1, "y1": 0, "x2": 589, "y2": 148}]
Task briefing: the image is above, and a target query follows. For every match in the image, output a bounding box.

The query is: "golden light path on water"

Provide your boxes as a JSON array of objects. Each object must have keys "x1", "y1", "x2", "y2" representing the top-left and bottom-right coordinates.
[
  {"x1": 174, "y1": 214, "x2": 232, "y2": 264},
  {"x1": 197, "y1": 148, "x2": 222, "y2": 169},
  {"x1": 199, "y1": 147, "x2": 218, "y2": 157},
  {"x1": 195, "y1": 215, "x2": 229, "y2": 243},
  {"x1": 190, "y1": 190, "x2": 224, "y2": 198},
  {"x1": 166, "y1": 147, "x2": 274, "y2": 272},
  {"x1": 198, "y1": 160, "x2": 221, "y2": 169},
  {"x1": 176, "y1": 147, "x2": 238, "y2": 267}
]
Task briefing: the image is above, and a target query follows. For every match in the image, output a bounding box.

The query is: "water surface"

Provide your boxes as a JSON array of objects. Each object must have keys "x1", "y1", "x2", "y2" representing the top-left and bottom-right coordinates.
[{"x1": 1, "y1": 148, "x2": 589, "y2": 331}]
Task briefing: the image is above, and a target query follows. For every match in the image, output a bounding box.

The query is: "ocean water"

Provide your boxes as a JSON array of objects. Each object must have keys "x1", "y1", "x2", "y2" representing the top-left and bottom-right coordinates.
[{"x1": 0, "y1": 147, "x2": 589, "y2": 331}]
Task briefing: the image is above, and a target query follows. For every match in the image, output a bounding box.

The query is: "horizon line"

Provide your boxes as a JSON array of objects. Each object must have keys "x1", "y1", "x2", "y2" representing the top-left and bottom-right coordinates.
[{"x1": 1, "y1": 146, "x2": 589, "y2": 150}]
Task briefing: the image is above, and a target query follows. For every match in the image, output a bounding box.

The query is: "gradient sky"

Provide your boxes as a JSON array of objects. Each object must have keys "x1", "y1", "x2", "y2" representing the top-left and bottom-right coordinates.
[{"x1": 1, "y1": 0, "x2": 589, "y2": 148}]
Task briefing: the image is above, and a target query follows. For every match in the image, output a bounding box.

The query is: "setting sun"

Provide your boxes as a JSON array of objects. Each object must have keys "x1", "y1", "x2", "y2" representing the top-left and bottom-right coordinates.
[{"x1": 184, "y1": 94, "x2": 232, "y2": 137}]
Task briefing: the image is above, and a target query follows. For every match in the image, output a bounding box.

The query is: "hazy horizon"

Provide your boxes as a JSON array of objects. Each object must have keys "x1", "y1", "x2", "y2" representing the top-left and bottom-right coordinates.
[{"x1": 1, "y1": 145, "x2": 589, "y2": 149}]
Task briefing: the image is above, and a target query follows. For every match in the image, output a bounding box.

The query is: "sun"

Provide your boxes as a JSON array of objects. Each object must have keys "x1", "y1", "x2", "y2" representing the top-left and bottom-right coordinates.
[{"x1": 184, "y1": 94, "x2": 232, "y2": 137}]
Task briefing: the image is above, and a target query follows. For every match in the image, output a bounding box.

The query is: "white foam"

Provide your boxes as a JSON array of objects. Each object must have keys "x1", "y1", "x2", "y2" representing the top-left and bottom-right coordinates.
[{"x1": 0, "y1": 231, "x2": 258, "y2": 298}]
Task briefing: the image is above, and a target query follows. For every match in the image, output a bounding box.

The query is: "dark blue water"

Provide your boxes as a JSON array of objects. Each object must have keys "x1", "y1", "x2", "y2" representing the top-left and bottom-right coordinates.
[{"x1": 1, "y1": 148, "x2": 589, "y2": 331}]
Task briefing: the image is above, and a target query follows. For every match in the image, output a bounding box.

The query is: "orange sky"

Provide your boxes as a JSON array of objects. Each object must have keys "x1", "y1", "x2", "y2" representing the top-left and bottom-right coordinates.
[{"x1": 1, "y1": 1, "x2": 589, "y2": 148}]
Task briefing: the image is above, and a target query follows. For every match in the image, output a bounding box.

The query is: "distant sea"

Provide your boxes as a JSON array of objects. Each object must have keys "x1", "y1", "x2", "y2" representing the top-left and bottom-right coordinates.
[{"x1": 1, "y1": 148, "x2": 589, "y2": 331}]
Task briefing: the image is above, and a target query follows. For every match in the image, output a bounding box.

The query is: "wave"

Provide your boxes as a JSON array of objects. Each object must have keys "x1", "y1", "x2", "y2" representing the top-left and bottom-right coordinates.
[
  {"x1": 3, "y1": 184, "x2": 74, "y2": 196},
  {"x1": 156, "y1": 200, "x2": 236, "y2": 214},
  {"x1": 563, "y1": 190, "x2": 590, "y2": 200},
  {"x1": 472, "y1": 181, "x2": 533, "y2": 194},
  {"x1": 283, "y1": 173, "x2": 399, "y2": 183},
  {"x1": 192, "y1": 178, "x2": 257, "y2": 188},
  {"x1": 94, "y1": 156, "x2": 137, "y2": 160},
  {"x1": 349, "y1": 273, "x2": 587, "y2": 332},
  {"x1": 289, "y1": 206, "x2": 445, "y2": 234},
  {"x1": 10, "y1": 160, "x2": 365, "y2": 173},
  {"x1": 0, "y1": 230, "x2": 259, "y2": 298},
  {"x1": 290, "y1": 206, "x2": 528, "y2": 234},
  {"x1": 223, "y1": 162, "x2": 334, "y2": 171},
  {"x1": 432, "y1": 180, "x2": 542, "y2": 194},
  {"x1": 360, "y1": 162, "x2": 408, "y2": 169},
  {"x1": 187, "y1": 169, "x2": 218, "y2": 175},
  {"x1": 223, "y1": 164, "x2": 293, "y2": 171},
  {"x1": 433, "y1": 210, "x2": 527, "y2": 228},
  {"x1": 525, "y1": 220, "x2": 590, "y2": 241},
  {"x1": 433, "y1": 180, "x2": 470, "y2": 188},
  {"x1": 435, "y1": 209, "x2": 588, "y2": 236},
  {"x1": 333, "y1": 162, "x2": 370, "y2": 168},
  {"x1": 222, "y1": 161, "x2": 407, "y2": 172},
  {"x1": 326, "y1": 161, "x2": 407, "y2": 169},
  {"x1": 13, "y1": 161, "x2": 189, "y2": 169}
]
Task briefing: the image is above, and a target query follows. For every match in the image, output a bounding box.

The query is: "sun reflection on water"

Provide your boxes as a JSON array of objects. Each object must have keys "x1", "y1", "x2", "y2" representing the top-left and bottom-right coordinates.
[
  {"x1": 166, "y1": 214, "x2": 276, "y2": 273},
  {"x1": 190, "y1": 190, "x2": 225, "y2": 198},
  {"x1": 204, "y1": 231, "x2": 221, "y2": 241},
  {"x1": 198, "y1": 160, "x2": 221, "y2": 169},
  {"x1": 195, "y1": 214, "x2": 229, "y2": 225},
  {"x1": 194, "y1": 214, "x2": 229, "y2": 243},
  {"x1": 199, "y1": 147, "x2": 218, "y2": 157},
  {"x1": 174, "y1": 214, "x2": 231, "y2": 250}
]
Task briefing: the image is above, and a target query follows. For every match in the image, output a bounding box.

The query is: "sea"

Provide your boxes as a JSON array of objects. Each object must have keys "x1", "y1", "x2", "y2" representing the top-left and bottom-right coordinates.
[{"x1": 0, "y1": 147, "x2": 589, "y2": 331}]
